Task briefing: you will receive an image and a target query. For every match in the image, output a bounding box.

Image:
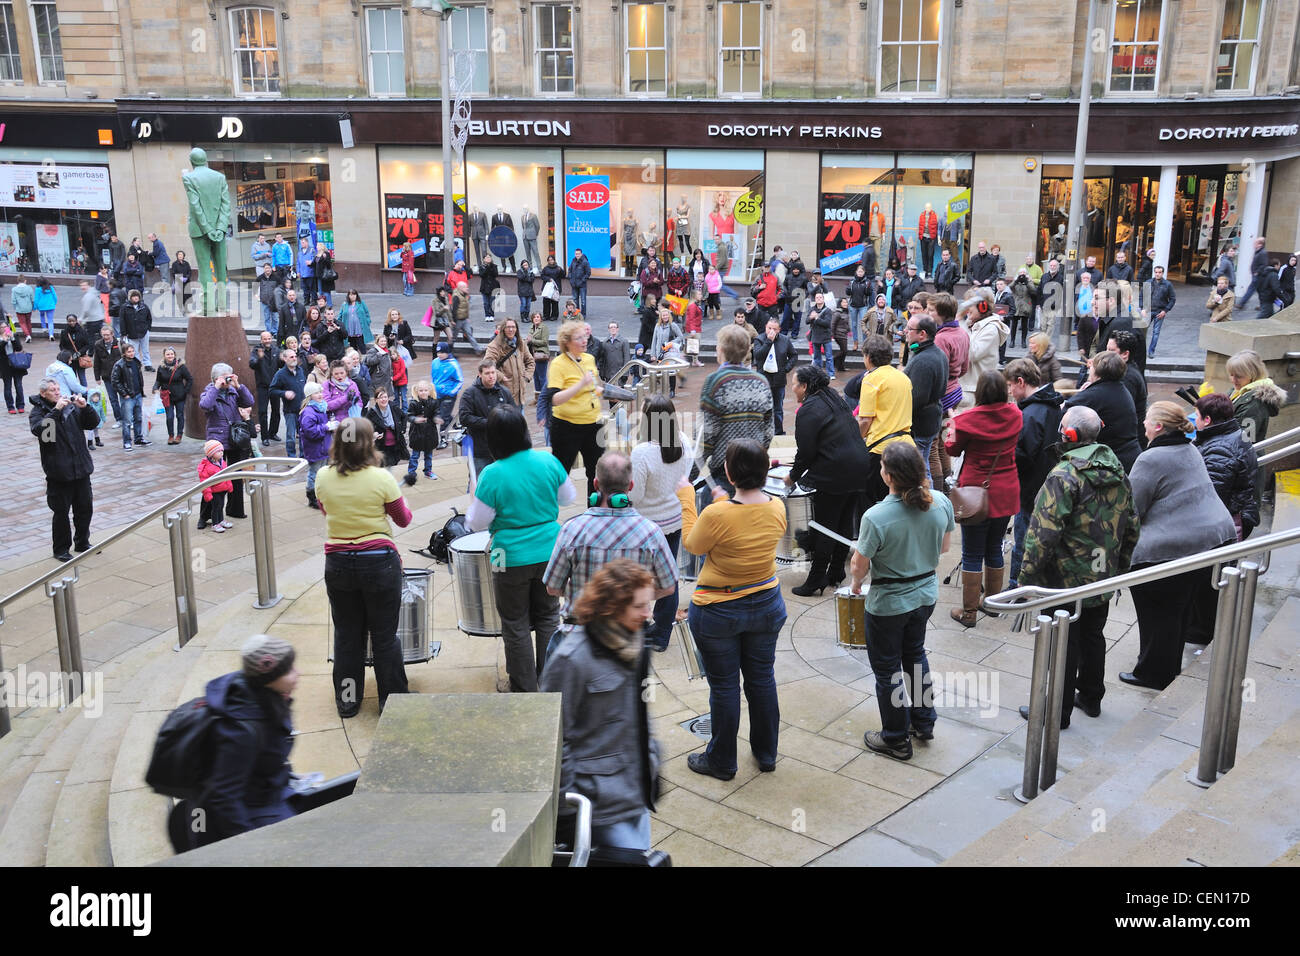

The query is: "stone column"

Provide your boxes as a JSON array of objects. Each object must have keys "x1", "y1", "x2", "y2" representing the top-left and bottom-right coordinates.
[
  {"x1": 184, "y1": 315, "x2": 252, "y2": 441},
  {"x1": 1151, "y1": 165, "x2": 1179, "y2": 273},
  {"x1": 1235, "y1": 162, "x2": 1269, "y2": 300}
]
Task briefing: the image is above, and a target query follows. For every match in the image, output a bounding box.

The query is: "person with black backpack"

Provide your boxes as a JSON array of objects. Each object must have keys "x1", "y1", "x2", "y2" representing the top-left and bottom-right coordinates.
[{"x1": 157, "y1": 634, "x2": 300, "y2": 851}]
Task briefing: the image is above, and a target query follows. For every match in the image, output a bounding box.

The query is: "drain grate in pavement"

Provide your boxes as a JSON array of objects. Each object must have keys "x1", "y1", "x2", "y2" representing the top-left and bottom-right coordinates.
[{"x1": 681, "y1": 713, "x2": 712, "y2": 739}]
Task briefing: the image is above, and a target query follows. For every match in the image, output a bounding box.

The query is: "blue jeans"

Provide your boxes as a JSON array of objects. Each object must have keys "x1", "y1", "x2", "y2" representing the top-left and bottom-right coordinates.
[
  {"x1": 592, "y1": 810, "x2": 650, "y2": 851},
  {"x1": 125, "y1": 333, "x2": 152, "y2": 367},
  {"x1": 687, "y1": 585, "x2": 786, "y2": 773},
  {"x1": 282, "y1": 411, "x2": 298, "y2": 458},
  {"x1": 435, "y1": 395, "x2": 456, "y2": 430},
  {"x1": 1148, "y1": 312, "x2": 1166, "y2": 356},
  {"x1": 262, "y1": 303, "x2": 278, "y2": 336},
  {"x1": 646, "y1": 530, "x2": 681, "y2": 649},
  {"x1": 1237, "y1": 278, "x2": 1256, "y2": 309},
  {"x1": 39, "y1": 310, "x2": 55, "y2": 335},
  {"x1": 848, "y1": 306, "x2": 867, "y2": 345},
  {"x1": 960, "y1": 514, "x2": 1011, "y2": 572},
  {"x1": 408, "y1": 449, "x2": 433, "y2": 476},
  {"x1": 533, "y1": 357, "x2": 548, "y2": 395},
  {"x1": 810, "y1": 340, "x2": 832, "y2": 375},
  {"x1": 519, "y1": 294, "x2": 534, "y2": 320},
  {"x1": 394, "y1": 384, "x2": 408, "y2": 413},
  {"x1": 572, "y1": 285, "x2": 587, "y2": 316},
  {"x1": 866, "y1": 603, "x2": 937, "y2": 745},
  {"x1": 403, "y1": 279, "x2": 415, "y2": 296},
  {"x1": 307, "y1": 459, "x2": 324, "y2": 492},
  {"x1": 1009, "y1": 510, "x2": 1030, "y2": 588},
  {"x1": 780, "y1": 301, "x2": 801, "y2": 337},
  {"x1": 481, "y1": 292, "x2": 495, "y2": 320},
  {"x1": 771, "y1": 385, "x2": 786, "y2": 434},
  {"x1": 913, "y1": 434, "x2": 935, "y2": 484},
  {"x1": 119, "y1": 394, "x2": 144, "y2": 443}
]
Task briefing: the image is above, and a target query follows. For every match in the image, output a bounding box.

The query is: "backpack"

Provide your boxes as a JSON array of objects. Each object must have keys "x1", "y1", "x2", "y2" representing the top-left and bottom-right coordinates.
[
  {"x1": 146, "y1": 697, "x2": 218, "y2": 799},
  {"x1": 413, "y1": 506, "x2": 469, "y2": 563}
]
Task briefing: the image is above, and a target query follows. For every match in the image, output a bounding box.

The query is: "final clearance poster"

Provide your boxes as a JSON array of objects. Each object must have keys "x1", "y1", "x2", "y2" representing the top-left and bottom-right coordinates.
[{"x1": 564, "y1": 175, "x2": 610, "y2": 267}]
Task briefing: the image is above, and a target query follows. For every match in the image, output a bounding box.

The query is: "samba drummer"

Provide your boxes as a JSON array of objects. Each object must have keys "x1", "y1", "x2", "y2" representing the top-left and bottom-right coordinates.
[{"x1": 848, "y1": 443, "x2": 955, "y2": 762}]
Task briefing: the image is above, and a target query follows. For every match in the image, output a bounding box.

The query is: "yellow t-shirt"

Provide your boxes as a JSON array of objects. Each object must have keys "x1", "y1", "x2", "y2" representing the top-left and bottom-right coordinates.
[
  {"x1": 547, "y1": 350, "x2": 602, "y2": 425},
  {"x1": 677, "y1": 486, "x2": 787, "y2": 606},
  {"x1": 859, "y1": 365, "x2": 915, "y2": 452},
  {"x1": 314, "y1": 465, "x2": 402, "y2": 547}
]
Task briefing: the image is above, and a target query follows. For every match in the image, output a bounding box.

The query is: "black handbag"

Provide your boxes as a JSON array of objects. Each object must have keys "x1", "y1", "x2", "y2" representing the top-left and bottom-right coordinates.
[{"x1": 227, "y1": 419, "x2": 254, "y2": 455}]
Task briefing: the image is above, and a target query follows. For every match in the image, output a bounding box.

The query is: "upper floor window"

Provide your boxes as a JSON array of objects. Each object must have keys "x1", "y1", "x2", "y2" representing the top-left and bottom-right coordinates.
[
  {"x1": 626, "y1": 2, "x2": 666, "y2": 94},
  {"x1": 366, "y1": 6, "x2": 405, "y2": 96},
  {"x1": 878, "y1": 0, "x2": 941, "y2": 94},
  {"x1": 1216, "y1": 0, "x2": 1265, "y2": 92},
  {"x1": 718, "y1": 0, "x2": 760, "y2": 96},
  {"x1": 535, "y1": 3, "x2": 574, "y2": 94},
  {"x1": 450, "y1": 4, "x2": 490, "y2": 96},
  {"x1": 1108, "y1": 0, "x2": 1163, "y2": 94},
  {"x1": 30, "y1": 1, "x2": 63, "y2": 83},
  {"x1": 0, "y1": 2, "x2": 21, "y2": 81},
  {"x1": 230, "y1": 7, "x2": 280, "y2": 96}
]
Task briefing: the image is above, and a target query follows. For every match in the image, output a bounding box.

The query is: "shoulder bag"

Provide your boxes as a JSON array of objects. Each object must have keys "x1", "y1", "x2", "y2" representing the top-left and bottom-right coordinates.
[{"x1": 950, "y1": 450, "x2": 1005, "y2": 526}]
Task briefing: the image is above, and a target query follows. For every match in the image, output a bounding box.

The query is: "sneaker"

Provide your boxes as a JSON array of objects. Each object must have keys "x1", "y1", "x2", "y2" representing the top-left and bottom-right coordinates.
[
  {"x1": 909, "y1": 727, "x2": 935, "y2": 741},
  {"x1": 220, "y1": 521, "x2": 233, "y2": 529},
  {"x1": 196, "y1": 521, "x2": 209, "y2": 530},
  {"x1": 123, "y1": 442, "x2": 133, "y2": 451},
  {"x1": 212, "y1": 525, "x2": 226, "y2": 533},
  {"x1": 424, "y1": 471, "x2": 438, "y2": 480},
  {"x1": 863, "y1": 730, "x2": 913, "y2": 761},
  {"x1": 5, "y1": 408, "x2": 13, "y2": 415},
  {"x1": 136, "y1": 438, "x2": 152, "y2": 447},
  {"x1": 112, "y1": 422, "x2": 121, "y2": 429},
  {"x1": 144, "y1": 365, "x2": 155, "y2": 372}
]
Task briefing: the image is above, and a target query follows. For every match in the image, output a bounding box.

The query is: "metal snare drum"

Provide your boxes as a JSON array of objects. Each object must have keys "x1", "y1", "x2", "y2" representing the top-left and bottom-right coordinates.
[
  {"x1": 835, "y1": 587, "x2": 868, "y2": 650},
  {"x1": 673, "y1": 618, "x2": 706, "y2": 680},
  {"x1": 765, "y1": 465, "x2": 813, "y2": 565},
  {"x1": 448, "y1": 530, "x2": 502, "y2": 636},
  {"x1": 326, "y1": 567, "x2": 441, "y2": 664}
]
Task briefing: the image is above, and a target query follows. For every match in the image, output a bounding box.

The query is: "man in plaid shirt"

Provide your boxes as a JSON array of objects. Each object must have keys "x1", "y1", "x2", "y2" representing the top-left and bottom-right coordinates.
[{"x1": 544, "y1": 452, "x2": 678, "y2": 622}]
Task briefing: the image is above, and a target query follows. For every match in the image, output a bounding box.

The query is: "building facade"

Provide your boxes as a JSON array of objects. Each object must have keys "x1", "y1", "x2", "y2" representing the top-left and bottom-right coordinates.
[{"x1": 0, "y1": 0, "x2": 1297, "y2": 295}]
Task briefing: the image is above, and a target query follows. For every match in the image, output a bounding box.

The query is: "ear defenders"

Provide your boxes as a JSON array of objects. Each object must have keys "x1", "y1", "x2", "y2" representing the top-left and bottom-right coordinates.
[
  {"x1": 591, "y1": 492, "x2": 631, "y2": 508},
  {"x1": 1061, "y1": 426, "x2": 1078, "y2": 443}
]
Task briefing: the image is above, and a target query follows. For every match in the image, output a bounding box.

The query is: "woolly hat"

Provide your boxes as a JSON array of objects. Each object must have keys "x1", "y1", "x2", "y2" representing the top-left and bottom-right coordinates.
[
  {"x1": 204, "y1": 439, "x2": 223, "y2": 458},
  {"x1": 303, "y1": 381, "x2": 322, "y2": 399},
  {"x1": 241, "y1": 634, "x2": 296, "y2": 687}
]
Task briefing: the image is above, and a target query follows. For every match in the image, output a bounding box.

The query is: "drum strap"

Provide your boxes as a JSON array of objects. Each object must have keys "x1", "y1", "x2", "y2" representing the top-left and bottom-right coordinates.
[
  {"x1": 866, "y1": 428, "x2": 911, "y2": 452},
  {"x1": 695, "y1": 576, "x2": 777, "y2": 594},
  {"x1": 871, "y1": 570, "x2": 934, "y2": 586}
]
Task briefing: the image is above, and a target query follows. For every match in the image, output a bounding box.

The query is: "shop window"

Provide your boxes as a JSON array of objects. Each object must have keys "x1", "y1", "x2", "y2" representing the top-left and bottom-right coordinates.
[
  {"x1": 1037, "y1": 175, "x2": 1112, "y2": 266},
  {"x1": 535, "y1": 3, "x2": 575, "y2": 94},
  {"x1": 878, "y1": 0, "x2": 941, "y2": 95},
  {"x1": 666, "y1": 149, "x2": 763, "y2": 282},
  {"x1": 230, "y1": 7, "x2": 280, "y2": 96},
  {"x1": 0, "y1": 3, "x2": 21, "y2": 82},
  {"x1": 1108, "y1": 0, "x2": 1163, "y2": 94},
  {"x1": 449, "y1": 4, "x2": 490, "y2": 96},
  {"x1": 718, "y1": 1, "x2": 761, "y2": 97},
  {"x1": 1216, "y1": 0, "x2": 1265, "y2": 92},
  {"x1": 366, "y1": 6, "x2": 405, "y2": 97},
  {"x1": 625, "y1": 2, "x2": 666, "y2": 95},
  {"x1": 462, "y1": 148, "x2": 562, "y2": 276},
  {"x1": 378, "y1": 147, "x2": 468, "y2": 271},
  {"x1": 30, "y1": 1, "x2": 64, "y2": 84},
  {"x1": 0, "y1": 161, "x2": 115, "y2": 275},
  {"x1": 565, "y1": 149, "x2": 664, "y2": 279}
]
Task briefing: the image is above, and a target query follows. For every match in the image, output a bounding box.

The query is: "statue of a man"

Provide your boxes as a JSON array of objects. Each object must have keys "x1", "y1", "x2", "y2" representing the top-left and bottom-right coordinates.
[{"x1": 183, "y1": 147, "x2": 232, "y2": 314}]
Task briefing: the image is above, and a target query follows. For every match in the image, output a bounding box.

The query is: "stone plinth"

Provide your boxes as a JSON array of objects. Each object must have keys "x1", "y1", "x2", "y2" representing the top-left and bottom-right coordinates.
[
  {"x1": 1199, "y1": 304, "x2": 1300, "y2": 435},
  {"x1": 160, "y1": 694, "x2": 563, "y2": 867},
  {"x1": 184, "y1": 314, "x2": 253, "y2": 441}
]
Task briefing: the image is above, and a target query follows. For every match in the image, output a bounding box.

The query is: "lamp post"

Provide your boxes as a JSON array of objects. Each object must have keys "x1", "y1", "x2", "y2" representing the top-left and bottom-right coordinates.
[
  {"x1": 1063, "y1": 0, "x2": 1100, "y2": 351},
  {"x1": 413, "y1": 0, "x2": 460, "y2": 277}
]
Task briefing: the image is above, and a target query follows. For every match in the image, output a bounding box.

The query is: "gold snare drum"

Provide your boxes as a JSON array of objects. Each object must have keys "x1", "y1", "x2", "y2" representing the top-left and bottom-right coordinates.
[{"x1": 835, "y1": 587, "x2": 867, "y2": 650}]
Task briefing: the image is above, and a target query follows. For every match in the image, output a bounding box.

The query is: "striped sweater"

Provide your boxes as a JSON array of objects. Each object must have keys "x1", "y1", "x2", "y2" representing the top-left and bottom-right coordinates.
[{"x1": 697, "y1": 364, "x2": 775, "y2": 475}]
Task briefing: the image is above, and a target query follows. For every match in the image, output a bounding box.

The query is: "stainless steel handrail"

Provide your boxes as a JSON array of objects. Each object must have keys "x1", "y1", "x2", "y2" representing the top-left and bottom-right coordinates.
[
  {"x1": 607, "y1": 355, "x2": 690, "y2": 386},
  {"x1": 0, "y1": 456, "x2": 307, "y2": 615},
  {"x1": 1259, "y1": 440, "x2": 1300, "y2": 468},
  {"x1": 1253, "y1": 424, "x2": 1300, "y2": 452}
]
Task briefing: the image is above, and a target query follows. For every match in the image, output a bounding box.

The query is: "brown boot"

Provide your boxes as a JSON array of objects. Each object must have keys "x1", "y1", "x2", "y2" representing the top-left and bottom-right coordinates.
[
  {"x1": 950, "y1": 570, "x2": 981, "y2": 628},
  {"x1": 983, "y1": 565, "x2": 1005, "y2": 618}
]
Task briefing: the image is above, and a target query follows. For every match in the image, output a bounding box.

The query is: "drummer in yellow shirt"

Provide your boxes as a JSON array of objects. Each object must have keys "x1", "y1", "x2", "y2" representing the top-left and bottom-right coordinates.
[
  {"x1": 547, "y1": 319, "x2": 606, "y2": 500},
  {"x1": 857, "y1": 333, "x2": 914, "y2": 507}
]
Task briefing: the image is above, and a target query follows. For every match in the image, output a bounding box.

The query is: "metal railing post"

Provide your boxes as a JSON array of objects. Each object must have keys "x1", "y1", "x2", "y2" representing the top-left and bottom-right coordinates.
[
  {"x1": 249, "y1": 479, "x2": 281, "y2": 609},
  {"x1": 1039, "y1": 607, "x2": 1075, "y2": 793},
  {"x1": 47, "y1": 575, "x2": 85, "y2": 711},
  {"x1": 165, "y1": 508, "x2": 199, "y2": 648},
  {"x1": 0, "y1": 640, "x2": 9, "y2": 737},
  {"x1": 1016, "y1": 613, "x2": 1054, "y2": 803},
  {"x1": 1219, "y1": 559, "x2": 1261, "y2": 773},
  {"x1": 1192, "y1": 566, "x2": 1242, "y2": 787}
]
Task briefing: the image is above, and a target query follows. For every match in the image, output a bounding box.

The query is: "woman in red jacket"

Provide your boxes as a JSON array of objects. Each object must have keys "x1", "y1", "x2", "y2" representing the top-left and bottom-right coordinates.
[{"x1": 944, "y1": 371, "x2": 1021, "y2": 627}]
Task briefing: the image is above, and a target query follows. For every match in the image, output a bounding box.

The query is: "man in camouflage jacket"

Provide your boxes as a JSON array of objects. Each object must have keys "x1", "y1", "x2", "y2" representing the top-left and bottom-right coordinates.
[{"x1": 1018, "y1": 406, "x2": 1140, "y2": 729}]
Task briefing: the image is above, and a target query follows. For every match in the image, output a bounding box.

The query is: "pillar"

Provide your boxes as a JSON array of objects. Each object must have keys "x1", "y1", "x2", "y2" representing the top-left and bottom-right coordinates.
[
  {"x1": 1235, "y1": 161, "x2": 1269, "y2": 300},
  {"x1": 1151, "y1": 165, "x2": 1178, "y2": 273}
]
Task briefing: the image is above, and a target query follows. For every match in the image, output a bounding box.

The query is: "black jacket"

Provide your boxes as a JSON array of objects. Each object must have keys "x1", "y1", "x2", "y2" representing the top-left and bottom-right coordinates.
[
  {"x1": 1257, "y1": 266, "x2": 1282, "y2": 304},
  {"x1": 269, "y1": 364, "x2": 307, "y2": 413},
  {"x1": 789, "y1": 386, "x2": 871, "y2": 494},
  {"x1": 1015, "y1": 385, "x2": 1065, "y2": 511},
  {"x1": 858, "y1": 244, "x2": 877, "y2": 279},
  {"x1": 847, "y1": 275, "x2": 875, "y2": 309},
  {"x1": 478, "y1": 261, "x2": 500, "y2": 295},
  {"x1": 1250, "y1": 246, "x2": 1269, "y2": 278},
  {"x1": 933, "y1": 258, "x2": 959, "y2": 293},
  {"x1": 92, "y1": 336, "x2": 122, "y2": 382},
  {"x1": 29, "y1": 395, "x2": 99, "y2": 483},
  {"x1": 1121, "y1": 360, "x2": 1148, "y2": 430},
  {"x1": 59, "y1": 323, "x2": 91, "y2": 358},
  {"x1": 120, "y1": 300, "x2": 153, "y2": 340},
  {"x1": 153, "y1": 361, "x2": 194, "y2": 404},
  {"x1": 897, "y1": 274, "x2": 925, "y2": 304},
  {"x1": 752, "y1": 333, "x2": 797, "y2": 388},
  {"x1": 364, "y1": 403, "x2": 410, "y2": 466},
  {"x1": 540, "y1": 263, "x2": 566, "y2": 295},
  {"x1": 278, "y1": 300, "x2": 307, "y2": 345},
  {"x1": 108, "y1": 287, "x2": 128, "y2": 320},
  {"x1": 458, "y1": 378, "x2": 515, "y2": 462},
  {"x1": 314, "y1": 324, "x2": 346, "y2": 363},
  {"x1": 258, "y1": 272, "x2": 280, "y2": 307},
  {"x1": 250, "y1": 343, "x2": 281, "y2": 388},
  {"x1": 1195, "y1": 419, "x2": 1259, "y2": 532},
  {"x1": 1149, "y1": 278, "x2": 1177, "y2": 314},
  {"x1": 1064, "y1": 380, "x2": 1141, "y2": 473},
  {"x1": 406, "y1": 395, "x2": 440, "y2": 452},
  {"x1": 1106, "y1": 262, "x2": 1134, "y2": 282},
  {"x1": 383, "y1": 319, "x2": 416, "y2": 357},
  {"x1": 968, "y1": 251, "x2": 997, "y2": 285},
  {"x1": 903, "y1": 340, "x2": 948, "y2": 438}
]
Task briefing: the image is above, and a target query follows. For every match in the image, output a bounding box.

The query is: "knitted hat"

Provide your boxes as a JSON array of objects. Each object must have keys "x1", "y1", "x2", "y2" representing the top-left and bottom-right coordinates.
[
  {"x1": 303, "y1": 381, "x2": 322, "y2": 399},
  {"x1": 437, "y1": 342, "x2": 451, "y2": 354},
  {"x1": 241, "y1": 634, "x2": 296, "y2": 687},
  {"x1": 204, "y1": 439, "x2": 223, "y2": 458}
]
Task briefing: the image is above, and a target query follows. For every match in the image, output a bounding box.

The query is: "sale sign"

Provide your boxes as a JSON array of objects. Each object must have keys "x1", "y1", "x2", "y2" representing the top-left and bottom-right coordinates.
[
  {"x1": 385, "y1": 193, "x2": 467, "y2": 268},
  {"x1": 564, "y1": 174, "x2": 610, "y2": 268},
  {"x1": 819, "y1": 191, "x2": 870, "y2": 276}
]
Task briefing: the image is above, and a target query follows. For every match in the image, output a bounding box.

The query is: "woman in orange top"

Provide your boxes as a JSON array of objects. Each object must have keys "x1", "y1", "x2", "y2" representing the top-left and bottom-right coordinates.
[{"x1": 675, "y1": 439, "x2": 787, "y2": 781}]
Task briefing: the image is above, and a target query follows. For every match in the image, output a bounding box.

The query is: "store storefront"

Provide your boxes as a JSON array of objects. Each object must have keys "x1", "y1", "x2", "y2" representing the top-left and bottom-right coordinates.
[{"x1": 0, "y1": 150, "x2": 117, "y2": 276}]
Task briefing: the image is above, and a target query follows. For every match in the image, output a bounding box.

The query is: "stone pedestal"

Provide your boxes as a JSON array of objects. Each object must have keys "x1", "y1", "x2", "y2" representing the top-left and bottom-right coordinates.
[
  {"x1": 1199, "y1": 305, "x2": 1300, "y2": 436},
  {"x1": 184, "y1": 313, "x2": 252, "y2": 441}
]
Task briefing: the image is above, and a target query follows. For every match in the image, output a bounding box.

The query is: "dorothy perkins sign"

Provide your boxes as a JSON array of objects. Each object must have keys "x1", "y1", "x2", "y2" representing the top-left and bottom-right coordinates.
[{"x1": 1158, "y1": 124, "x2": 1300, "y2": 141}]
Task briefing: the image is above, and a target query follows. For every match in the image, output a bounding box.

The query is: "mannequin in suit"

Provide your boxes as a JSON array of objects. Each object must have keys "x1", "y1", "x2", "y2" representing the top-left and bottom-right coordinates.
[
  {"x1": 470, "y1": 206, "x2": 489, "y2": 272},
  {"x1": 492, "y1": 204, "x2": 516, "y2": 271},
  {"x1": 521, "y1": 205, "x2": 541, "y2": 267}
]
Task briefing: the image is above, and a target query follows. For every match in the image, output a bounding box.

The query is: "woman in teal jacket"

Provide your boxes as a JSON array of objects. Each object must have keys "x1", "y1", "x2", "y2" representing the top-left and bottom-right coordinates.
[
  {"x1": 338, "y1": 289, "x2": 373, "y2": 353},
  {"x1": 34, "y1": 278, "x2": 58, "y2": 340}
]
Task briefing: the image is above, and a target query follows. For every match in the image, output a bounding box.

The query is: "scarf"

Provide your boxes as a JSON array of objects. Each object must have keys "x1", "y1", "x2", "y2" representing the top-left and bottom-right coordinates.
[
  {"x1": 309, "y1": 399, "x2": 326, "y2": 412},
  {"x1": 584, "y1": 616, "x2": 642, "y2": 666},
  {"x1": 1231, "y1": 376, "x2": 1276, "y2": 401},
  {"x1": 377, "y1": 404, "x2": 394, "y2": 429}
]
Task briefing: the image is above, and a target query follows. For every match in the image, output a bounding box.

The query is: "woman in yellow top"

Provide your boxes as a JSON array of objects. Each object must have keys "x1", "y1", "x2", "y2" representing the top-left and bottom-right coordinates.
[
  {"x1": 675, "y1": 439, "x2": 787, "y2": 781},
  {"x1": 547, "y1": 319, "x2": 605, "y2": 499},
  {"x1": 314, "y1": 416, "x2": 413, "y2": 719}
]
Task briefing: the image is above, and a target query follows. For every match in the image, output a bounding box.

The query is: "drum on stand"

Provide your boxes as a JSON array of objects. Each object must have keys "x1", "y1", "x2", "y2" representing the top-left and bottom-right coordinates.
[
  {"x1": 835, "y1": 587, "x2": 868, "y2": 650},
  {"x1": 327, "y1": 566, "x2": 442, "y2": 664},
  {"x1": 448, "y1": 530, "x2": 502, "y2": 636},
  {"x1": 764, "y1": 465, "x2": 813, "y2": 565}
]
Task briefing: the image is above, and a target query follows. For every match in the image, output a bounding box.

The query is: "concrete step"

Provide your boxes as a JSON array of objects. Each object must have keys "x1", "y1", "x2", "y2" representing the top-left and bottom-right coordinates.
[{"x1": 1251, "y1": 596, "x2": 1300, "y2": 670}]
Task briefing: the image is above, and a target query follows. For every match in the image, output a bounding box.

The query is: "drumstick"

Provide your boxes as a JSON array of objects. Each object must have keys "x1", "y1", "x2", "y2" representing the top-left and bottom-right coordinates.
[{"x1": 808, "y1": 520, "x2": 855, "y2": 549}]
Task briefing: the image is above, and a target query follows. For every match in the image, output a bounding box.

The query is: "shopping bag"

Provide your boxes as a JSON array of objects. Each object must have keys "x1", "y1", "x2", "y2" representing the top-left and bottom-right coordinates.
[
  {"x1": 422, "y1": 305, "x2": 435, "y2": 328},
  {"x1": 663, "y1": 294, "x2": 689, "y2": 316}
]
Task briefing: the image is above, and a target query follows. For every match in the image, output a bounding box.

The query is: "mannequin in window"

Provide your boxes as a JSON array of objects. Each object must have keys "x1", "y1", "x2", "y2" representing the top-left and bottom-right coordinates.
[
  {"x1": 470, "y1": 205, "x2": 489, "y2": 273},
  {"x1": 641, "y1": 222, "x2": 660, "y2": 262},
  {"x1": 492, "y1": 204, "x2": 516, "y2": 271},
  {"x1": 622, "y1": 211, "x2": 639, "y2": 276},
  {"x1": 709, "y1": 192, "x2": 736, "y2": 273},
  {"x1": 675, "y1": 195, "x2": 693, "y2": 255},
  {"x1": 1048, "y1": 224, "x2": 1067, "y2": 257},
  {"x1": 917, "y1": 202, "x2": 939, "y2": 278},
  {"x1": 521, "y1": 205, "x2": 541, "y2": 267}
]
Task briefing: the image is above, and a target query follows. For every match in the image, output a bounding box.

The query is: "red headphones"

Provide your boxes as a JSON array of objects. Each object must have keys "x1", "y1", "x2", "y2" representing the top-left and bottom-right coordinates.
[
  {"x1": 973, "y1": 299, "x2": 991, "y2": 317},
  {"x1": 1062, "y1": 426, "x2": 1078, "y2": 443}
]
